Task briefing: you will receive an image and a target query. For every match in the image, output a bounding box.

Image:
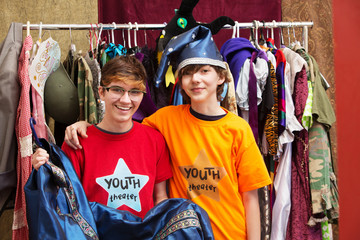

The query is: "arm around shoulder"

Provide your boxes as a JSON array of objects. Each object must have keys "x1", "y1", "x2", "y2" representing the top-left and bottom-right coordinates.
[{"x1": 64, "y1": 121, "x2": 91, "y2": 150}]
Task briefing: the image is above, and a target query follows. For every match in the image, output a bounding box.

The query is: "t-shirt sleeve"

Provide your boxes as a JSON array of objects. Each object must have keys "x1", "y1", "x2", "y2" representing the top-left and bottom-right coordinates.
[
  {"x1": 142, "y1": 112, "x2": 160, "y2": 131},
  {"x1": 61, "y1": 141, "x2": 83, "y2": 179},
  {"x1": 235, "y1": 124, "x2": 272, "y2": 193}
]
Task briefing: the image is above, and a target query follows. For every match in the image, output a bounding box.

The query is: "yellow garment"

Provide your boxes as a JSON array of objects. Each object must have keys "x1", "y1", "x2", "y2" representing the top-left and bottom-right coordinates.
[{"x1": 143, "y1": 105, "x2": 271, "y2": 239}]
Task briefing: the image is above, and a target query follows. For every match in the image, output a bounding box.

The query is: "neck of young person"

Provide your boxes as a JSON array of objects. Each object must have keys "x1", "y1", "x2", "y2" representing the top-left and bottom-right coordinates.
[
  {"x1": 190, "y1": 99, "x2": 226, "y2": 116},
  {"x1": 96, "y1": 118, "x2": 133, "y2": 133}
]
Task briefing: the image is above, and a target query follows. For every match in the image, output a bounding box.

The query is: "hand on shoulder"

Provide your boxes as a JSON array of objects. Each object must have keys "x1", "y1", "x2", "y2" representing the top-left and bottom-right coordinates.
[{"x1": 64, "y1": 121, "x2": 91, "y2": 150}]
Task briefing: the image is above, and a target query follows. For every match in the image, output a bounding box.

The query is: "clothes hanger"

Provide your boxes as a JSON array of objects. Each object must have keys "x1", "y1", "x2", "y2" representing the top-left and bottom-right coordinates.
[
  {"x1": 279, "y1": 26, "x2": 285, "y2": 48},
  {"x1": 290, "y1": 22, "x2": 302, "y2": 48},
  {"x1": 127, "y1": 22, "x2": 141, "y2": 55},
  {"x1": 144, "y1": 28, "x2": 147, "y2": 46},
  {"x1": 122, "y1": 28, "x2": 126, "y2": 49},
  {"x1": 94, "y1": 23, "x2": 104, "y2": 58},
  {"x1": 107, "y1": 29, "x2": 111, "y2": 44},
  {"x1": 134, "y1": 22, "x2": 138, "y2": 47},
  {"x1": 133, "y1": 22, "x2": 140, "y2": 53},
  {"x1": 111, "y1": 22, "x2": 116, "y2": 44},
  {"x1": 249, "y1": 27, "x2": 254, "y2": 42},
  {"x1": 26, "y1": 21, "x2": 30, "y2": 37},
  {"x1": 96, "y1": 23, "x2": 104, "y2": 47},
  {"x1": 38, "y1": 22, "x2": 52, "y2": 41},
  {"x1": 69, "y1": 24, "x2": 76, "y2": 53},
  {"x1": 38, "y1": 22, "x2": 42, "y2": 43},
  {"x1": 30, "y1": 22, "x2": 44, "y2": 63},
  {"x1": 232, "y1": 21, "x2": 238, "y2": 38},
  {"x1": 252, "y1": 20, "x2": 261, "y2": 49},
  {"x1": 127, "y1": 22, "x2": 132, "y2": 49},
  {"x1": 87, "y1": 24, "x2": 94, "y2": 57},
  {"x1": 41, "y1": 29, "x2": 51, "y2": 41},
  {"x1": 259, "y1": 20, "x2": 266, "y2": 46},
  {"x1": 287, "y1": 25, "x2": 291, "y2": 47},
  {"x1": 30, "y1": 117, "x2": 44, "y2": 148},
  {"x1": 265, "y1": 20, "x2": 277, "y2": 49},
  {"x1": 237, "y1": 21, "x2": 240, "y2": 38},
  {"x1": 292, "y1": 23, "x2": 297, "y2": 44},
  {"x1": 89, "y1": 23, "x2": 99, "y2": 58}
]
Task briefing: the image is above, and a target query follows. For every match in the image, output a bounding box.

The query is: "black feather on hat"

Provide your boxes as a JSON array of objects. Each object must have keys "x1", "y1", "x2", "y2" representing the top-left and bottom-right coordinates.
[{"x1": 156, "y1": 0, "x2": 234, "y2": 52}]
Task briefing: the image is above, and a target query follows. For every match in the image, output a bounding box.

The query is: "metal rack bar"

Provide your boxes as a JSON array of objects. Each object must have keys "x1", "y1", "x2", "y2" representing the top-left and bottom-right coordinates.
[{"x1": 22, "y1": 21, "x2": 313, "y2": 30}]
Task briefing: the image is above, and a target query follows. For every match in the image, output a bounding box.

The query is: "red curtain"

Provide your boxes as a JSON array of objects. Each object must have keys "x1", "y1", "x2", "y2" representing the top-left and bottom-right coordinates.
[{"x1": 98, "y1": 0, "x2": 281, "y2": 49}]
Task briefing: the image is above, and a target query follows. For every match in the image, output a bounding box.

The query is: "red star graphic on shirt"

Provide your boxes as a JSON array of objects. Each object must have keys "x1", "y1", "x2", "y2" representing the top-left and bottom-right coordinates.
[{"x1": 179, "y1": 149, "x2": 227, "y2": 201}]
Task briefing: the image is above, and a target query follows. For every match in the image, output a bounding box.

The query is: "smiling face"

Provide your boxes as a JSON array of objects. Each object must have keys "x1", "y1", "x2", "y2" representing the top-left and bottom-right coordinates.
[
  {"x1": 97, "y1": 56, "x2": 147, "y2": 132},
  {"x1": 179, "y1": 65, "x2": 225, "y2": 105},
  {"x1": 99, "y1": 80, "x2": 144, "y2": 131}
]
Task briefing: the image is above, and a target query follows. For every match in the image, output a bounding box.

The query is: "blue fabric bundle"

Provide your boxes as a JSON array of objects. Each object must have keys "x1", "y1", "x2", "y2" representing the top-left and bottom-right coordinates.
[{"x1": 25, "y1": 139, "x2": 214, "y2": 239}]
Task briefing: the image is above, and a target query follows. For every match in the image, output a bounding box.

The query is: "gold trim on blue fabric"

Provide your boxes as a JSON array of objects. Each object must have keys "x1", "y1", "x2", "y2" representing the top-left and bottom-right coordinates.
[
  {"x1": 49, "y1": 162, "x2": 99, "y2": 240},
  {"x1": 155, "y1": 209, "x2": 201, "y2": 240}
]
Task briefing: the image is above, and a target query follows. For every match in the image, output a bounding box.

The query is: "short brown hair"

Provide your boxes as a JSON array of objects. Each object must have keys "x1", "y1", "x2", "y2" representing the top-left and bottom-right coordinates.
[
  {"x1": 177, "y1": 64, "x2": 230, "y2": 103},
  {"x1": 101, "y1": 56, "x2": 147, "y2": 91}
]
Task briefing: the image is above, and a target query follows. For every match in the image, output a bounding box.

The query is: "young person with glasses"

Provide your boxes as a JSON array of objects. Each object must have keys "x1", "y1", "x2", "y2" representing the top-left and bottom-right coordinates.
[
  {"x1": 61, "y1": 26, "x2": 271, "y2": 239},
  {"x1": 31, "y1": 56, "x2": 172, "y2": 219}
]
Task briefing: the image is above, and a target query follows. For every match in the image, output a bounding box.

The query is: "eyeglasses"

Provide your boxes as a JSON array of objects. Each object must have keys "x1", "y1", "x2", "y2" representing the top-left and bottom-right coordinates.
[{"x1": 102, "y1": 86, "x2": 146, "y2": 101}]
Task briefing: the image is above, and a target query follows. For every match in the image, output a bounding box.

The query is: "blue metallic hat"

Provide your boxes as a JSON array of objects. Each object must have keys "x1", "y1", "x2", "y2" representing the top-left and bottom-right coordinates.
[{"x1": 155, "y1": 25, "x2": 226, "y2": 87}]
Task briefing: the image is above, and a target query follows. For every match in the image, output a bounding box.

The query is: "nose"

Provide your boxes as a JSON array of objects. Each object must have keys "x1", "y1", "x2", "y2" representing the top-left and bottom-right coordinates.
[
  {"x1": 191, "y1": 72, "x2": 201, "y2": 83},
  {"x1": 119, "y1": 91, "x2": 132, "y2": 102}
]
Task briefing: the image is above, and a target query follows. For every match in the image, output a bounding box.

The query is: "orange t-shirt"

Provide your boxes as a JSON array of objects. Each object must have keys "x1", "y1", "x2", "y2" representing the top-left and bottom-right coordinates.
[{"x1": 143, "y1": 105, "x2": 271, "y2": 239}]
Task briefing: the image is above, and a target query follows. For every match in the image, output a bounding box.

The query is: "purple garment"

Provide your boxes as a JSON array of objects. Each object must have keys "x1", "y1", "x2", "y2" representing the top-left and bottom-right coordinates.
[
  {"x1": 248, "y1": 52, "x2": 258, "y2": 142},
  {"x1": 220, "y1": 38, "x2": 256, "y2": 87},
  {"x1": 133, "y1": 81, "x2": 158, "y2": 121},
  {"x1": 133, "y1": 52, "x2": 158, "y2": 121},
  {"x1": 285, "y1": 67, "x2": 322, "y2": 240},
  {"x1": 248, "y1": 50, "x2": 269, "y2": 142},
  {"x1": 221, "y1": 38, "x2": 270, "y2": 141}
]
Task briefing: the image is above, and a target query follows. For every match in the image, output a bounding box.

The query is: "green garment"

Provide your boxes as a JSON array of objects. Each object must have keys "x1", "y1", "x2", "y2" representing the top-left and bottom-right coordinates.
[
  {"x1": 77, "y1": 56, "x2": 98, "y2": 124},
  {"x1": 309, "y1": 121, "x2": 339, "y2": 220},
  {"x1": 309, "y1": 55, "x2": 336, "y2": 129},
  {"x1": 294, "y1": 46, "x2": 314, "y2": 130}
]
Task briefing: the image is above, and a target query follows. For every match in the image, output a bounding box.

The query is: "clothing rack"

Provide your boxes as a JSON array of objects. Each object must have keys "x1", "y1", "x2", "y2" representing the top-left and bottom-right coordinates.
[
  {"x1": 22, "y1": 21, "x2": 313, "y2": 51},
  {"x1": 22, "y1": 21, "x2": 313, "y2": 30}
]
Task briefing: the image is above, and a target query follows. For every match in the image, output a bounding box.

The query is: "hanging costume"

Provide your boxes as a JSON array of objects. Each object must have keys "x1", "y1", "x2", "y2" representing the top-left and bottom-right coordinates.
[
  {"x1": 29, "y1": 37, "x2": 61, "y2": 140},
  {"x1": 77, "y1": 56, "x2": 98, "y2": 124},
  {"x1": 285, "y1": 47, "x2": 323, "y2": 240},
  {"x1": 13, "y1": 34, "x2": 33, "y2": 240},
  {"x1": 0, "y1": 22, "x2": 23, "y2": 207}
]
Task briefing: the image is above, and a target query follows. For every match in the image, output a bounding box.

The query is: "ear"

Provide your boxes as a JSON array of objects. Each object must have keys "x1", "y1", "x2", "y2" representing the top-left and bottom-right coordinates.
[
  {"x1": 98, "y1": 87, "x2": 106, "y2": 101},
  {"x1": 217, "y1": 75, "x2": 226, "y2": 85}
]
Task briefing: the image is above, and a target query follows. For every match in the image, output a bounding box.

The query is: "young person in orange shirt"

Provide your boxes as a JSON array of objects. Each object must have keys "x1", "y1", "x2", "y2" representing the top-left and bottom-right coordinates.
[{"x1": 64, "y1": 26, "x2": 271, "y2": 239}]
